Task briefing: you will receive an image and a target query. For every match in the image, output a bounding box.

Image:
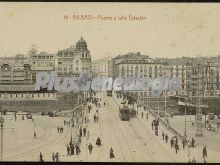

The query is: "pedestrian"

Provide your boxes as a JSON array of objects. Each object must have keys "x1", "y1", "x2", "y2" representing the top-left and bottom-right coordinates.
[
  {"x1": 84, "y1": 116, "x2": 87, "y2": 123},
  {"x1": 22, "y1": 115, "x2": 24, "y2": 120},
  {"x1": 151, "y1": 121, "x2": 154, "y2": 130},
  {"x1": 192, "y1": 157, "x2": 196, "y2": 163},
  {"x1": 96, "y1": 115, "x2": 99, "y2": 123},
  {"x1": 34, "y1": 131, "x2": 36, "y2": 139},
  {"x1": 79, "y1": 127, "x2": 82, "y2": 137},
  {"x1": 83, "y1": 127, "x2": 86, "y2": 136},
  {"x1": 76, "y1": 146, "x2": 80, "y2": 155},
  {"x1": 70, "y1": 144, "x2": 75, "y2": 155},
  {"x1": 162, "y1": 130, "x2": 165, "y2": 140},
  {"x1": 203, "y1": 146, "x2": 207, "y2": 159},
  {"x1": 146, "y1": 113, "x2": 148, "y2": 120},
  {"x1": 155, "y1": 126, "x2": 158, "y2": 136},
  {"x1": 52, "y1": 153, "x2": 55, "y2": 162},
  {"x1": 175, "y1": 137, "x2": 178, "y2": 145},
  {"x1": 94, "y1": 114, "x2": 96, "y2": 123},
  {"x1": 88, "y1": 143, "x2": 93, "y2": 154},
  {"x1": 141, "y1": 112, "x2": 144, "y2": 119},
  {"x1": 182, "y1": 140, "x2": 186, "y2": 150},
  {"x1": 64, "y1": 120, "x2": 65, "y2": 125},
  {"x1": 175, "y1": 143, "x2": 179, "y2": 154},
  {"x1": 96, "y1": 137, "x2": 101, "y2": 147},
  {"x1": 191, "y1": 138, "x2": 195, "y2": 148},
  {"x1": 171, "y1": 138, "x2": 174, "y2": 148},
  {"x1": 188, "y1": 158, "x2": 191, "y2": 163},
  {"x1": 110, "y1": 147, "x2": 115, "y2": 158},
  {"x1": 39, "y1": 152, "x2": 43, "y2": 162},
  {"x1": 165, "y1": 134, "x2": 168, "y2": 143},
  {"x1": 57, "y1": 126, "x2": 59, "y2": 133},
  {"x1": 55, "y1": 152, "x2": 59, "y2": 162},
  {"x1": 79, "y1": 135, "x2": 81, "y2": 143},
  {"x1": 67, "y1": 145, "x2": 70, "y2": 156}
]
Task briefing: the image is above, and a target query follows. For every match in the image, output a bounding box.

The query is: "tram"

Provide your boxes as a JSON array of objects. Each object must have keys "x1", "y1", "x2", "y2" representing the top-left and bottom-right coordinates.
[{"x1": 119, "y1": 105, "x2": 130, "y2": 121}]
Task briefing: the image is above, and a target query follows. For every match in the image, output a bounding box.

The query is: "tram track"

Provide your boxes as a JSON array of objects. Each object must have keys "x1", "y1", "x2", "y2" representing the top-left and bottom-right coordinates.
[
  {"x1": 4, "y1": 119, "x2": 69, "y2": 161},
  {"x1": 104, "y1": 93, "x2": 140, "y2": 162},
  {"x1": 110, "y1": 92, "x2": 178, "y2": 162},
  {"x1": 110, "y1": 93, "x2": 151, "y2": 162}
]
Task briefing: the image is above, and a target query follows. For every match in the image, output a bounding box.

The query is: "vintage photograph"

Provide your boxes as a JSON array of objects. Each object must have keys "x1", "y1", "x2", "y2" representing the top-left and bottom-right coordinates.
[{"x1": 0, "y1": 2, "x2": 220, "y2": 163}]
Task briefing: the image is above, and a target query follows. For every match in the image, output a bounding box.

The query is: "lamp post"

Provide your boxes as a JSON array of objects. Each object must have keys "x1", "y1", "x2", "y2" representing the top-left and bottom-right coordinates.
[
  {"x1": 184, "y1": 97, "x2": 187, "y2": 140},
  {"x1": 0, "y1": 108, "x2": 4, "y2": 161},
  {"x1": 157, "y1": 102, "x2": 160, "y2": 118}
]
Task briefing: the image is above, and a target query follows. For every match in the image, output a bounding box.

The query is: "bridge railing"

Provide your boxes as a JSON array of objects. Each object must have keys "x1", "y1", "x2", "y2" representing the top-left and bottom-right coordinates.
[{"x1": 127, "y1": 94, "x2": 185, "y2": 141}]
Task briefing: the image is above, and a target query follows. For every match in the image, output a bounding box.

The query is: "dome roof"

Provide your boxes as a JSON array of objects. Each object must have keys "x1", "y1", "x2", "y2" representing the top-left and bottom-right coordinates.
[{"x1": 76, "y1": 36, "x2": 87, "y2": 50}]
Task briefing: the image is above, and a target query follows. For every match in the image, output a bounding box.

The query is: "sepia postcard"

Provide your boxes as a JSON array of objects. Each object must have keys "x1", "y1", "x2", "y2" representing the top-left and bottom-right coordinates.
[{"x1": 0, "y1": 2, "x2": 220, "y2": 163}]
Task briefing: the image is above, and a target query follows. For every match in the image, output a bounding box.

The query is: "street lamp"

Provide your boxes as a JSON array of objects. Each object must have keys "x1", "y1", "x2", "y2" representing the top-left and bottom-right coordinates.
[
  {"x1": 184, "y1": 97, "x2": 187, "y2": 140},
  {"x1": 0, "y1": 108, "x2": 4, "y2": 161}
]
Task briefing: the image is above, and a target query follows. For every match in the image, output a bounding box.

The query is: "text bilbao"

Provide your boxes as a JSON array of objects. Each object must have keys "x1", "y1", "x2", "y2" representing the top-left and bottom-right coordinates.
[{"x1": 35, "y1": 71, "x2": 181, "y2": 97}]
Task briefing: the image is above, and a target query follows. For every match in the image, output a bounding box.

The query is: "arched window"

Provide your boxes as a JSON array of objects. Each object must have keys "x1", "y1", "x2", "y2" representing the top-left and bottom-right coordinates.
[{"x1": 1, "y1": 64, "x2": 11, "y2": 77}]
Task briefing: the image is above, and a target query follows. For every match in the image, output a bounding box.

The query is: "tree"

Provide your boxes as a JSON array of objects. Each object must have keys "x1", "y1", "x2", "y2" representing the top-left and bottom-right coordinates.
[{"x1": 29, "y1": 44, "x2": 38, "y2": 56}]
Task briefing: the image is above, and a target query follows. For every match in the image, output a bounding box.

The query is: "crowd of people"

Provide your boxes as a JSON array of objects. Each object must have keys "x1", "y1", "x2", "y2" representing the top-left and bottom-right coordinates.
[{"x1": 139, "y1": 107, "x2": 208, "y2": 163}]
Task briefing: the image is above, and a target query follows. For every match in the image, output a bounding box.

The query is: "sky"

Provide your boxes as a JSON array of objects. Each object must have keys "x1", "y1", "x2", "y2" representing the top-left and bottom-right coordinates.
[{"x1": 0, "y1": 3, "x2": 220, "y2": 60}]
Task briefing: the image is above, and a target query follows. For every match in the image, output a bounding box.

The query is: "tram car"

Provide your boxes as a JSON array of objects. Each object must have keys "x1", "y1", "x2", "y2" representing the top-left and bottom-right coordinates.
[
  {"x1": 107, "y1": 90, "x2": 112, "y2": 97},
  {"x1": 119, "y1": 105, "x2": 130, "y2": 121}
]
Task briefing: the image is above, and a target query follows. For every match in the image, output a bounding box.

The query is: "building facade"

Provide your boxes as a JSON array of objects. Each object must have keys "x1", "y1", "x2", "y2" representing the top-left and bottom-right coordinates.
[
  {"x1": 0, "y1": 54, "x2": 32, "y2": 84},
  {"x1": 30, "y1": 52, "x2": 56, "y2": 82},
  {"x1": 92, "y1": 57, "x2": 112, "y2": 78},
  {"x1": 55, "y1": 36, "x2": 92, "y2": 77}
]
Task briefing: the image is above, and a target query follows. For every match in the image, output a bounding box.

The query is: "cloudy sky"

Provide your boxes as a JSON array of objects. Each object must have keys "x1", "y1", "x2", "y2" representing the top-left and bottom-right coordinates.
[{"x1": 0, "y1": 2, "x2": 220, "y2": 60}]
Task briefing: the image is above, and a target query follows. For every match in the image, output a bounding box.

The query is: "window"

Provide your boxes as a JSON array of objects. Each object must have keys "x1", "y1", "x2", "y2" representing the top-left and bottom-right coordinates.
[
  {"x1": 32, "y1": 94, "x2": 34, "y2": 97},
  {"x1": 43, "y1": 94, "x2": 45, "y2": 97},
  {"x1": 58, "y1": 62, "x2": 62, "y2": 65},
  {"x1": 16, "y1": 94, "x2": 18, "y2": 97},
  {"x1": 38, "y1": 93, "x2": 40, "y2": 97},
  {"x1": 10, "y1": 94, "x2": 12, "y2": 97},
  {"x1": 21, "y1": 94, "x2": 23, "y2": 98}
]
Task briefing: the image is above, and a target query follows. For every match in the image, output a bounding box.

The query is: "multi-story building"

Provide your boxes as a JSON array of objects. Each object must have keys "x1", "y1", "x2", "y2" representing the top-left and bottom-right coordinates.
[
  {"x1": 201, "y1": 62, "x2": 220, "y2": 97},
  {"x1": 113, "y1": 52, "x2": 160, "y2": 79},
  {"x1": 0, "y1": 54, "x2": 32, "y2": 84},
  {"x1": 162, "y1": 61, "x2": 193, "y2": 95},
  {"x1": 30, "y1": 52, "x2": 56, "y2": 82},
  {"x1": 92, "y1": 57, "x2": 112, "y2": 78},
  {"x1": 56, "y1": 36, "x2": 92, "y2": 77},
  {"x1": 113, "y1": 52, "x2": 164, "y2": 103}
]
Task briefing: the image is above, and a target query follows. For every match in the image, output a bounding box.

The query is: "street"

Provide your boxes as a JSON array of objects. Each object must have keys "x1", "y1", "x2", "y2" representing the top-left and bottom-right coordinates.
[{"x1": 1, "y1": 91, "x2": 220, "y2": 162}]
